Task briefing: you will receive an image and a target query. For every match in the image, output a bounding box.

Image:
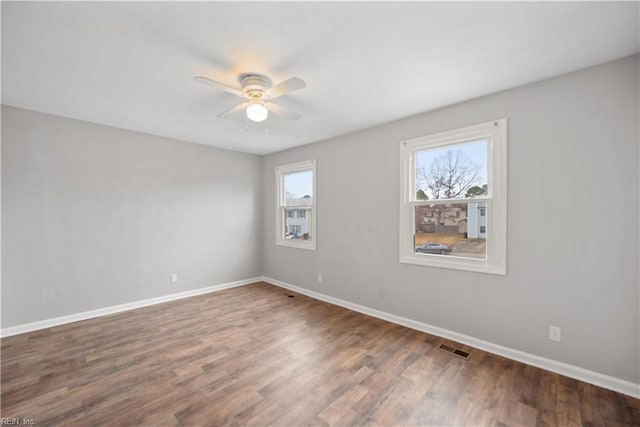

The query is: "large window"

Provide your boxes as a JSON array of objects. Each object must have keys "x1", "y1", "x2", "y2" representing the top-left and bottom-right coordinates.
[
  {"x1": 275, "y1": 160, "x2": 316, "y2": 250},
  {"x1": 399, "y1": 119, "x2": 507, "y2": 274}
]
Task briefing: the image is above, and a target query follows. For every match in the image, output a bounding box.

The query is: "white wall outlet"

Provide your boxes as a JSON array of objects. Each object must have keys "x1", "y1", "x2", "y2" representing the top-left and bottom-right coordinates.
[
  {"x1": 170, "y1": 273, "x2": 178, "y2": 283},
  {"x1": 378, "y1": 289, "x2": 386, "y2": 299},
  {"x1": 549, "y1": 325, "x2": 561, "y2": 342},
  {"x1": 317, "y1": 274, "x2": 323, "y2": 283}
]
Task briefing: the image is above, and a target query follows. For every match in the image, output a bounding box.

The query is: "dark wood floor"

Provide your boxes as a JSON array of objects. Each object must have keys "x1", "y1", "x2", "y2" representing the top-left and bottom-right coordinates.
[{"x1": 2, "y1": 282, "x2": 638, "y2": 426}]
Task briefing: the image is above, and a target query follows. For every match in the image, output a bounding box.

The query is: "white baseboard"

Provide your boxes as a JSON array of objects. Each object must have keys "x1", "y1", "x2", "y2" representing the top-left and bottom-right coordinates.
[
  {"x1": 262, "y1": 276, "x2": 640, "y2": 399},
  {"x1": 1, "y1": 277, "x2": 262, "y2": 338}
]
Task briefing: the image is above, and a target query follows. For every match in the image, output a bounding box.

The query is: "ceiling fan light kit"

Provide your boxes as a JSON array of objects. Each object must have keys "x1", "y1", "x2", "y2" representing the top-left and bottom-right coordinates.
[
  {"x1": 193, "y1": 72, "x2": 306, "y2": 125},
  {"x1": 246, "y1": 102, "x2": 268, "y2": 122}
]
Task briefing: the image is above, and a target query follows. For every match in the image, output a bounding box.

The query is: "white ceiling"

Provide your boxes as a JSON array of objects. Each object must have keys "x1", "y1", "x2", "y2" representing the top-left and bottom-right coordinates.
[{"x1": 2, "y1": 2, "x2": 638, "y2": 155}]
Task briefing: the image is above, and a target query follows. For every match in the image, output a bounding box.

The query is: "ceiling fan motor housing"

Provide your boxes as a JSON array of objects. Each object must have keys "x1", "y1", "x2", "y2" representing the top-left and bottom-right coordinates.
[{"x1": 240, "y1": 73, "x2": 272, "y2": 100}]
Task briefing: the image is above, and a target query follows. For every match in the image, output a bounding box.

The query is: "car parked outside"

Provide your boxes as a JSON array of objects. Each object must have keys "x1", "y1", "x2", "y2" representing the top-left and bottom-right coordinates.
[{"x1": 415, "y1": 242, "x2": 452, "y2": 255}]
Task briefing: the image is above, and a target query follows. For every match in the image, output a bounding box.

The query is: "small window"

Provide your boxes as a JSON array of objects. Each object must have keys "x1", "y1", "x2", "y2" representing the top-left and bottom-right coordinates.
[
  {"x1": 276, "y1": 160, "x2": 316, "y2": 250},
  {"x1": 399, "y1": 119, "x2": 507, "y2": 275}
]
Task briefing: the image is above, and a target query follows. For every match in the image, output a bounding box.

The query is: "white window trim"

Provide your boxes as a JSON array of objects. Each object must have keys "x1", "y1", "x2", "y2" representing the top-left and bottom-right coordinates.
[
  {"x1": 399, "y1": 119, "x2": 507, "y2": 275},
  {"x1": 275, "y1": 159, "x2": 317, "y2": 251}
]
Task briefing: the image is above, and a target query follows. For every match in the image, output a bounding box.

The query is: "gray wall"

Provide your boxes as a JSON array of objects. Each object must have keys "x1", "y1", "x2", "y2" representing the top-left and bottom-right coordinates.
[
  {"x1": 2, "y1": 106, "x2": 262, "y2": 327},
  {"x1": 262, "y1": 55, "x2": 640, "y2": 383},
  {"x1": 2, "y1": 56, "x2": 638, "y2": 384}
]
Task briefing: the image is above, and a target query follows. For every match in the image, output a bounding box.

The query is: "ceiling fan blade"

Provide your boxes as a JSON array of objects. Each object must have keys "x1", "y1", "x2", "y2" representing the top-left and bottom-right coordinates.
[
  {"x1": 193, "y1": 76, "x2": 244, "y2": 97},
  {"x1": 218, "y1": 102, "x2": 250, "y2": 118},
  {"x1": 265, "y1": 77, "x2": 306, "y2": 99},
  {"x1": 266, "y1": 102, "x2": 301, "y2": 120}
]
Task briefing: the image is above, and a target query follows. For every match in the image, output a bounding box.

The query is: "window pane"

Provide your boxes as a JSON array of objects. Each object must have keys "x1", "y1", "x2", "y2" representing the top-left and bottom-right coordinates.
[
  {"x1": 415, "y1": 139, "x2": 488, "y2": 200},
  {"x1": 283, "y1": 207, "x2": 312, "y2": 241},
  {"x1": 414, "y1": 203, "x2": 487, "y2": 259},
  {"x1": 284, "y1": 170, "x2": 313, "y2": 206}
]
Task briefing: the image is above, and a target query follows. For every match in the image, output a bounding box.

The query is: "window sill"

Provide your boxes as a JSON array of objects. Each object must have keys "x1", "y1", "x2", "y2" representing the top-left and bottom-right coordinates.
[
  {"x1": 399, "y1": 253, "x2": 506, "y2": 275},
  {"x1": 276, "y1": 240, "x2": 317, "y2": 251}
]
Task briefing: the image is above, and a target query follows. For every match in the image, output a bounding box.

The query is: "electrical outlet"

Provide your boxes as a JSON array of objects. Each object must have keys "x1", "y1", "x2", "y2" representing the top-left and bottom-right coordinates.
[
  {"x1": 170, "y1": 273, "x2": 178, "y2": 283},
  {"x1": 549, "y1": 325, "x2": 561, "y2": 342},
  {"x1": 378, "y1": 289, "x2": 386, "y2": 299},
  {"x1": 317, "y1": 274, "x2": 323, "y2": 283}
]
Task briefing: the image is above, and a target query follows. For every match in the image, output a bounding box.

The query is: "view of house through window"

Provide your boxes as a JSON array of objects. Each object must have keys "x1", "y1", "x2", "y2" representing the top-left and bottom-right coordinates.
[
  {"x1": 283, "y1": 170, "x2": 313, "y2": 240},
  {"x1": 414, "y1": 140, "x2": 488, "y2": 259}
]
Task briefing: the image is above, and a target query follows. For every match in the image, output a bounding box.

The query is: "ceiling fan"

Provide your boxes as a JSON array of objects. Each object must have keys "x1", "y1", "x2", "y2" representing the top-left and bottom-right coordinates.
[{"x1": 193, "y1": 73, "x2": 306, "y2": 122}]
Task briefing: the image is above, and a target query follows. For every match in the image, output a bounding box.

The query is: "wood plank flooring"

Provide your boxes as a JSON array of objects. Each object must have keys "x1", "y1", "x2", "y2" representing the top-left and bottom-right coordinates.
[{"x1": 2, "y1": 282, "x2": 639, "y2": 426}]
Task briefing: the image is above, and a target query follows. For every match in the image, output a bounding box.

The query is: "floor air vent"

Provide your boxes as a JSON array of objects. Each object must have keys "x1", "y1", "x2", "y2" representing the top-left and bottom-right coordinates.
[
  {"x1": 453, "y1": 349, "x2": 470, "y2": 358},
  {"x1": 438, "y1": 343, "x2": 470, "y2": 359}
]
